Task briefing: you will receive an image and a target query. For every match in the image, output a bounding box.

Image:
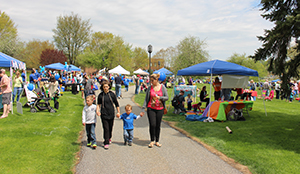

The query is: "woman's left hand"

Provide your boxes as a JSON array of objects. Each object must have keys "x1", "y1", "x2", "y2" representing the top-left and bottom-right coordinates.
[{"x1": 116, "y1": 112, "x2": 120, "y2": 118}]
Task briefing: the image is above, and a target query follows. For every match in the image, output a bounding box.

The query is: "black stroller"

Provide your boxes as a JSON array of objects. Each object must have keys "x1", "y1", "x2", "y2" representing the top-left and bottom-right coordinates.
[{"x1": 29, "y1": 88, "x2": 57, "y2": 113}]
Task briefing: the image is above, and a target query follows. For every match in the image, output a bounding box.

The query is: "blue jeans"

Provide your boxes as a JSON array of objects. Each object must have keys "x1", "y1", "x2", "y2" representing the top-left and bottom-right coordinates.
[
  {"x1": 125, "y1": 85, "x2": 128, "y2": 91},
  {"x1": 86, "y1": 123, "x2": 96, "y2": 145},
  {"x1": 115, "y1": 84, "x2": 121, "y2": 97},
  {"x1": 135, "y1": 85, "x2": 140, "y2": 94},
  {"x1": 13, "y1": 87, "x2": 23, "y2": 102},
  {"x1": 123, "y1": 129, "x2": 134, "y2": 143}
]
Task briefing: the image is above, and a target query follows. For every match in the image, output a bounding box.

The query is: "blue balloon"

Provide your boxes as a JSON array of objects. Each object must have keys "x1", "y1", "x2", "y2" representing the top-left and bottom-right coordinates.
[
  {"x1": 140, "y1": 79, "x2": 143, "y2": 83},
  {"x1": 155, "y1": 72, "x2": 166, "y2": 81},
  {"x1": 55, "y1": 74, "x2": 60, "y2": 80},
  {"x1": 27, "y1": 83, "x2": 34, "y2": 91},
  {"x1": 111, "y1": 76, "x2": 114, "y2": 80}
]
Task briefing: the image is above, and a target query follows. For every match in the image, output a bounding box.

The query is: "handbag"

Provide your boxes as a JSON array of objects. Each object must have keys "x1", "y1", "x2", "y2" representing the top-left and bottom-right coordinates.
[{"x1": 164, "y1": 108, "x2": 168, "y2": 115}]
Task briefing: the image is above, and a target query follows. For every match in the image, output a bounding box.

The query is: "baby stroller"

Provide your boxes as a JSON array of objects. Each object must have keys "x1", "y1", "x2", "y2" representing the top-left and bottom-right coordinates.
[{"x1": 26, "y1": 87, "x2": 56, "y2": 113}]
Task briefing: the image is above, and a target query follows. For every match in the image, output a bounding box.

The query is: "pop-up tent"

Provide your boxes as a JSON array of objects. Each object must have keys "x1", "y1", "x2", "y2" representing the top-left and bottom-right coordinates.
[
  {"x1": 177, "y1": 60, "x2": 258, "y2": 76},
  {"x1": 109, "y1": 65, "x2": 130, "y2": 75},
  {"x1": 177, "y1": 59, "x2": 262, "y2": 119},
  {"x1": 134, "y1": 68, "x2": 149, "y2": 75},
  {"x1": 45, "y1": 63, "x2": 65, "y2": 70},
  {"x1": 154, "y1": 67, "x2": 174, "y2": 76},
  {"x1": 67, "y1": 64, "x2": 81, "y2": 71},
  {"x1": 0, "y1": 52, "x2": 26, "y2": 114}
]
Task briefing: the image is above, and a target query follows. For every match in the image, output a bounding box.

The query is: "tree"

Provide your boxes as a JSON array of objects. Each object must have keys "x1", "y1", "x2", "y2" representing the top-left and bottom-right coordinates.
[
  {"x1": 0, "y1": 11, "x2": 21, "y2": 56},
  {"x1": 173, "y1": 36, "x2": 209, "y2": 74},
  {"x1": 251, "y1": 0, "x2": 300, "y2": 97},
  {"x1": 107, "y1": 36, "x2": 133, "y2": 71},
  {"x1": 17, "y1": 40, "x2": 55, "y2": 68},
  {"x1": 53, "y1": 12, "x2": 92, "y2": 65},
  {"x1": 132, "y1": 47, "x2": 148, "y2": 70},
  {"x1": 40, "y1": 49, "x2": 67, "y2": 66},
  {"x1": 77, "y1": 31, "x2": 115, "y2": 69},
  {"x1": 227, "y1": 53, "x2": 268, "y2": 81}
]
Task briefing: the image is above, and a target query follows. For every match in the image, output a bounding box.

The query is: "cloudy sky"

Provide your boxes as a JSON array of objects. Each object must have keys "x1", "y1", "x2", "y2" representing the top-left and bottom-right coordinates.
[{"x1": 1, "y1": 0, "x2": 273, "y2": 60}]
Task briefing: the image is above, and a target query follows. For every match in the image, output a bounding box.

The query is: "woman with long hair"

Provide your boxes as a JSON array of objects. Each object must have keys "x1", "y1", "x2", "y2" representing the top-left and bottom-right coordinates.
[{"x1": 142, "y1": 74, "x2": 169, "y2": 148}]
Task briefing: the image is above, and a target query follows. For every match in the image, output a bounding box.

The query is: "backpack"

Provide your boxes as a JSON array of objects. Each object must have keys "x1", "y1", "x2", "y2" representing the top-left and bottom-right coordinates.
[{"x1": 172, "y1": 95, "x2": 180, "y2": 107}]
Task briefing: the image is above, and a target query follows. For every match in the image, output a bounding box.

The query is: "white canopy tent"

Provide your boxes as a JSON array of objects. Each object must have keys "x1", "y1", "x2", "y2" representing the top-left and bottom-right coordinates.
[
  {"x1": 133, "y1": 68, "x2": 149, "y2": 75},
  {"x1": 108, "y1": 65, "x2": 130, "y2": 75}
]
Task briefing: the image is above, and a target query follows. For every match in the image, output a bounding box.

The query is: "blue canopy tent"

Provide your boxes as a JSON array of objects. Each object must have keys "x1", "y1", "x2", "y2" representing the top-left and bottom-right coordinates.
[
  {"x1": 271, "y1": 79, "x2": 280, "y2": 83},
  {"x1": 0, "y1": 52, "x2": 26, "y2": 114},
  {"x1": 67, "y1": 64, "x2": 81, "y2": 72},
  {"x1": 45, "y1": 63, "x2": 65, "y2": 70},
  {"x1": 177, "y1": 60, "x2": 259, "y2": 77},
  {"x1": 0, "y1": 52, "x2": 26, "y2": 70},
  {"x1": 153, "y1": 68, "x2": 174, "y2": 76},
  {"x1": 176, "y1": 59, "x2": 265, "y2": 117}
]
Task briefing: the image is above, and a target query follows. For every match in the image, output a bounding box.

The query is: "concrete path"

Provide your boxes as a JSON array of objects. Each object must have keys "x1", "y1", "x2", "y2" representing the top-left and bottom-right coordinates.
[{"x1": 75, "y1": 86, "x2": 241, "y2": 174}]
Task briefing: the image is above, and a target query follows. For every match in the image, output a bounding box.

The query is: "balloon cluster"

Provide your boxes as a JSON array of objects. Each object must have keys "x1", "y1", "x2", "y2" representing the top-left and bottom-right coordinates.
[{"x1": 39, "y1": 66, "x2": 45, "y2": 73}]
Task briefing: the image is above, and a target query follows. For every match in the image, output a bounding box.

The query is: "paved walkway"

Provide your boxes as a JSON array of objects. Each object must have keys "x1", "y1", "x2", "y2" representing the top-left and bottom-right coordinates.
[{"x1": 75, "y1": 86, "x2": 241, "y2": 174}]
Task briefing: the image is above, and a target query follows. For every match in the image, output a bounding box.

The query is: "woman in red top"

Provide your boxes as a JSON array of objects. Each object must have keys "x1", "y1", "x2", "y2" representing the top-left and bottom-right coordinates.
[{"x1": 142, "y1": 74, "x2": 169, "y2": 148}]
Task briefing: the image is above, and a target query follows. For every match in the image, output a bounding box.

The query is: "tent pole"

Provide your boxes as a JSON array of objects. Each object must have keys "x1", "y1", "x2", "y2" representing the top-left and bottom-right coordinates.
[
  {"x1": 10, "y1": 67, "x2": 13, "y2": 114},
  {"x1": 259, "y1": 77, "x2": 267, "y2": 116},
  {"x1": 208, "y1": 72, "x2": 212, "y2": 118}
]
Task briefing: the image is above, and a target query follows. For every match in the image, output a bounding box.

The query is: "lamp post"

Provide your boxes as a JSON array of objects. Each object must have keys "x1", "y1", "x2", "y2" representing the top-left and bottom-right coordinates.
[
  {"x1": 158, "y1": 61, "x2": 160, "y2": 68},
  {"x1": 148, "y1": 44, "x2": 153, "y2": 74}
]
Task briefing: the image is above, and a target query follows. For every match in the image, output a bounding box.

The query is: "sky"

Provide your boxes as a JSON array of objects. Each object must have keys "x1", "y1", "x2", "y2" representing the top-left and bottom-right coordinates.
[{"x1": 1, "y1": 0, "x2": 273, "y2": 61}]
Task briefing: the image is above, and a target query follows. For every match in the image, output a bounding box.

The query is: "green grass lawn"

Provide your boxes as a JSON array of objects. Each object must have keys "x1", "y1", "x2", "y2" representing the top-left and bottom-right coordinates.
[
  {"x1": 134, "y1": 84, "x2": 300, "y2": 174},
  {"x1": 0, "y1": 91, "x2": 83, "y2": 174}
]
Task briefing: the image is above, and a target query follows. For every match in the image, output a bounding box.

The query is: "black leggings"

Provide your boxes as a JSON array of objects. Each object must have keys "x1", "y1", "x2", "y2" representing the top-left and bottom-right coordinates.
[
  {"x1": 147, "y1": 108, "x2": 164, "y2": 142},
  {"x1": 101, "y1": 118, "x2": 114, "y2": 145}
]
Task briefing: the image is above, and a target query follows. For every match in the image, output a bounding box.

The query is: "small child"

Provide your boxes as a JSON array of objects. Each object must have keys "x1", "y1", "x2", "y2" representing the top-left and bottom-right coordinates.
[
  {"x1": 82, "y1": 95, "x2": 97, "y2": 149},
  {"x1": 117, "y1": 104, "x2": 144, "y2": 146},
  {"x1": 192, "y1": 102, "x2": 202, "y2": 112},
  {"x1": 186, "y1": 94, "x2": 193, "y2": 110}
]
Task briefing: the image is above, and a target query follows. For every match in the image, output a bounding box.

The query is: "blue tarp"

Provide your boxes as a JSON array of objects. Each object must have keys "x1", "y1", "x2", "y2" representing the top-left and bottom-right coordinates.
[
  {"x1": 0, "y1": 52, "x2": 26, "y2": 69},
  {"x1": 45, "y1": 63, "x2": 65, "y2": 70},
  {"x1": 153, "y1": 68, "x2": 174, "y2": 75},
  {"x1": 177, "y1": 60, "x2": 259, "y2": 77}
]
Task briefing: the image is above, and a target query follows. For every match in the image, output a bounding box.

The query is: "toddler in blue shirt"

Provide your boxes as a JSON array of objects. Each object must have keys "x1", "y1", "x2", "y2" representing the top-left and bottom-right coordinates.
[{"x1": 117, "y1": 104, "x2": 144, "y2": 146}]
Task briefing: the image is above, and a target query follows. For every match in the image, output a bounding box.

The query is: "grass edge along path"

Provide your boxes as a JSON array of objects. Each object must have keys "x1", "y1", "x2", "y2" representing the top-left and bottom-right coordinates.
[{"x1": 132, "y1": 94, "x2": 251, "y2": 174}]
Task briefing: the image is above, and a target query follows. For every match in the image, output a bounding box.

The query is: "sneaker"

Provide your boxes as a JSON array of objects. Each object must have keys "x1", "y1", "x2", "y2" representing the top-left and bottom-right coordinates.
[
  {"x1": 109, "y1": 139, "x2": 112, "y2": 144},
  {"x1": 104, "y1": 145, "x2": 109, "y2": 149},
  {"x1": 87, "y1": 142, "x2": 92, "y2": 147},
  {"x1": 92, "y1": 144, "x2": 97, "y2": 149},
  {"x1": 128, "y1": 142, "x2": 132, "y2": 146}
]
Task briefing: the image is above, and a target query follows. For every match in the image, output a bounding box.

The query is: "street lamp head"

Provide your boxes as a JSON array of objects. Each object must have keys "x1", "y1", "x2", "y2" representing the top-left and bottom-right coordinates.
[{"x1": 148, "y1": 44, "x2": 153, "y2": 53}]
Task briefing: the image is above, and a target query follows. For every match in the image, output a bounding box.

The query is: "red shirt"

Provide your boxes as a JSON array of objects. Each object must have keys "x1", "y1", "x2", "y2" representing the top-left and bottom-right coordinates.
[
  {"x1": 147, "y1": 85, "x2": 164, "y2": 110},
  {"x1": 236, "y1": 88, "x2": 243, "y2": 95}
]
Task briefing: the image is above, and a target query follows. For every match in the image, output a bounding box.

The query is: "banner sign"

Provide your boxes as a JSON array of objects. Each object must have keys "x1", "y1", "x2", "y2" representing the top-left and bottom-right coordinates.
[{"x1": 174, "y1": 85, "x2": 197, "y2": 98}]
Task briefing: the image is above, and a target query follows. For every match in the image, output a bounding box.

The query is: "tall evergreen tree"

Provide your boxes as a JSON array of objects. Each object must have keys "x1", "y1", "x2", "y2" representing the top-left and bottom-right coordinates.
[{"x1": 252, "y1": 0, "x2": 300, "y2": 98}]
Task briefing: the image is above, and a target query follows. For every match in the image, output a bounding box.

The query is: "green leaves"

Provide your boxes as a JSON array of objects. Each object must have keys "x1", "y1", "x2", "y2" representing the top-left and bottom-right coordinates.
[{"x1": 52, "y1": 12, "x2": 92, "y2": 65}]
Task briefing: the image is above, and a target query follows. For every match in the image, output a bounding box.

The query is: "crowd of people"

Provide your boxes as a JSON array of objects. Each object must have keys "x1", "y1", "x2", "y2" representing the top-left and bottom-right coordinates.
[{"x1": 2, "y1": 67, "x2": 299, "y2": 150}]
